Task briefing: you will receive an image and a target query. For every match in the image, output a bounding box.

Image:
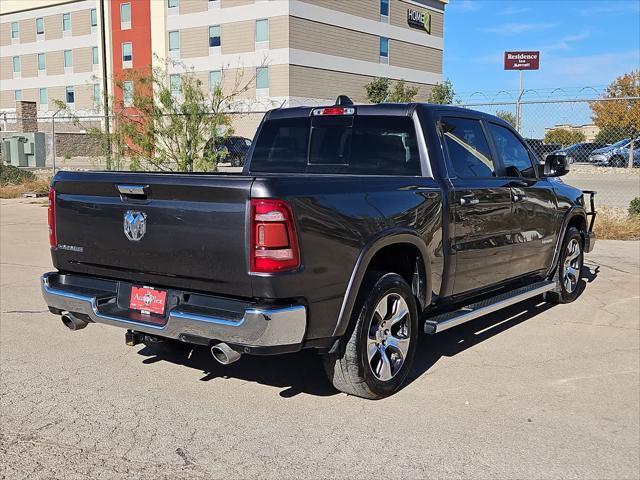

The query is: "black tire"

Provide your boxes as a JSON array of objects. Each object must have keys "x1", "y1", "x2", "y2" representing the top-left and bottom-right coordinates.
[
  {"x1": 610, "y1": 155, "x2": 625, "y2": 168},
  {"x1": 323, "y1": 272, "x2": 419, "y2": 399},
  {"x1": 545, "y1": 227, "x2": 584, "y2": 304}
]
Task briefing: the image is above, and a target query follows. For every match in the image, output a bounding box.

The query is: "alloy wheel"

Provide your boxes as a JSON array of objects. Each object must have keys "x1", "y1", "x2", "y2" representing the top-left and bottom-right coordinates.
[
  {"x1": 366, "y1": 293, "x2": 411, "y2": 382},
  {"x1": 563, "y1": 238, "x2": 581, "y2": 293}
]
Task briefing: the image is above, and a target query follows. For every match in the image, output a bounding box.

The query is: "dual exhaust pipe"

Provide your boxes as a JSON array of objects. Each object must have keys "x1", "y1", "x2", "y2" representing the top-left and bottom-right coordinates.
[
  {"x1": 61, "y1": 312, "x2": 242, "y2": 365},
  {"x1": 61, "y1": 312, "x2": 89, "y2": 331},
  {"x1": 210, "y1": 342, "x2": 242, "y2": 365}
]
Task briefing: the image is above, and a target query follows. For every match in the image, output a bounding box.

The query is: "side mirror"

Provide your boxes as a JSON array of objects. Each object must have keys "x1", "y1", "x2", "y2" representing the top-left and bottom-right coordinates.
[{"x1": 544, "y1": 154, "x2": 570, "y2": 177}]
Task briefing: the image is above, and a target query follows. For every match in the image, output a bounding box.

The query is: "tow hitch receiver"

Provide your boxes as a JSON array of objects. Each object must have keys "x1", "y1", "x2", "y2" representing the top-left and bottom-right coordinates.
[{"x1": 125, "y1": 330, "x2": 142, "y2": 346}]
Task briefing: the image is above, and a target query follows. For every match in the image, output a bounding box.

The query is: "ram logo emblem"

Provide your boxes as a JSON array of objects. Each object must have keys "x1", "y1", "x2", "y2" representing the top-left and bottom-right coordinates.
[{"x1": 123, "y1": 211, "x2": 147, "y2": 242}]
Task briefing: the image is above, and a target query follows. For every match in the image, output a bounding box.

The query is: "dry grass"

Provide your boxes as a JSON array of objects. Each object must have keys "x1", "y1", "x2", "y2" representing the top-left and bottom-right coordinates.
[
  {"x1": 0, "y1": 178, "x2": 50, "y2": 199},
  {"x1": 594, "y1": 207, "x2": 640, "y2": 241}
]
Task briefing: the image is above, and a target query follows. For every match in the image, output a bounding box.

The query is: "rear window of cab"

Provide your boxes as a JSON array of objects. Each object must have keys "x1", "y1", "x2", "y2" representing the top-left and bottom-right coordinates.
[{"x1": 250, "y1": 115, "x2": 421, "y2": 175}]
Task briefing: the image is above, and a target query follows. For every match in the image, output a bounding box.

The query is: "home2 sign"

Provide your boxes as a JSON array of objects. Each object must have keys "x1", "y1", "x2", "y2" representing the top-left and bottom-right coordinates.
[{"x1": 407, "y1": 9, "x2": 431, "y2": 34}]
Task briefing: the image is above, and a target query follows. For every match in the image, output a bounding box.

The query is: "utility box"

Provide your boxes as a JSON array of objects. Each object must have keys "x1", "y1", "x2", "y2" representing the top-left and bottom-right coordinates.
[
  {"x1": 23, "y1": 132, "x2": 46, "y2": 167},
  {"x1": 2, "y1": 133, "x2": 46, "y2": 167},
  {"x1": 2, "y1": 136, "x2": 27, "y2": 166}
]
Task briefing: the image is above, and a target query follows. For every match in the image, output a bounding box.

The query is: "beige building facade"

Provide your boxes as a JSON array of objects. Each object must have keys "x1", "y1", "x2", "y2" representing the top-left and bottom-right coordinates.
[{"x1": 1, "y1": 0, "x2": 446, "y2": 120}]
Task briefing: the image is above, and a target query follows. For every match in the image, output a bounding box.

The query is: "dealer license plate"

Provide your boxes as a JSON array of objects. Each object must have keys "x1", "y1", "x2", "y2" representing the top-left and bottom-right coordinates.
[{"x1": 129, "y1": 286, "x2": 167, "y2": 315}]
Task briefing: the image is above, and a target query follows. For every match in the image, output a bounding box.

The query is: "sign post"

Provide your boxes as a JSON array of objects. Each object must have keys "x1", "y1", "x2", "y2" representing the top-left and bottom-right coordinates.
[{"x1": 504, "y1": 51, "x2": 540, "y2": 133}]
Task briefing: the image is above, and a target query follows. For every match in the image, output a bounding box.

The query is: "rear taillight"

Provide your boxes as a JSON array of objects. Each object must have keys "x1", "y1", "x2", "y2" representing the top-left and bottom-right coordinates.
[
  {"x1": 250, "y1": 199, "x2": 300, "y2": 273},
  {"x1": 48, "y1": 187, "x2": 56, "y2": 248}
]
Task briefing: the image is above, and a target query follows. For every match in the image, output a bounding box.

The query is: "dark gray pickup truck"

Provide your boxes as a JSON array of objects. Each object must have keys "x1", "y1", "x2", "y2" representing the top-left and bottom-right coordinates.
[{"x1": 41, "y1": 99, "x2": 596, "y2": 399}]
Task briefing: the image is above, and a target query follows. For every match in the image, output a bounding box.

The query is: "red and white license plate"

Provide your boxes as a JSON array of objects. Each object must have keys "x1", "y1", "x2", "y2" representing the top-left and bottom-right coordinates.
[{"x1": 129, "y1": 286, "x2": 167, "y2": 315}]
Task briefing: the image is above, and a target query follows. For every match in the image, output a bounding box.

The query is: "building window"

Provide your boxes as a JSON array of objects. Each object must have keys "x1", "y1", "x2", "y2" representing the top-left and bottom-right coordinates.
[
  {"x1": 256, "y1": 66, "x2": 269, "y2": 93},
  {"x1": 36, "y1": 18, "x2": 45, "y2": 36},
  {"x1": 64, "y1": 50, "x2": 73, "y2": 69},
  {"x1": 123, "y1": 80, "x2": 133, "y2": 107},
  {"x1": 40, "y1": 88, "x2": 48, "y2": 106},
  {"x1": 380, "y1": 37, "x2": 389, "y2": 64},
  {"x1": 15, "y1": 90, "x2": 22, "y2": 101},
  {"x1": 93, "y1": 83, "x2": 100, "y2": 103},
  {"x1": 208, "y1": 25, "x2": 221, "y2": 48},
  {"x1": 168, "y1": 30, "x2": 180, "y2": 54},
  {"x1": 168, "y1": 0, "x2": 179, "y2": 8},
  {"x1": 11, "y1": 22, "x2": 19, "y2": 39},
  {"x1": 92, "y1": 46, "x2": 99, "y2": 65},
  {"x1": 380, "y1": 0, "x2": 389, "y2": 21},
  {"x1": 209, "y1": 70, "x2": 221, "y2": 92},
  {"x1": 122, "y1": 42, "x2": 132, "y2": 67},
  {"x1": 90, "y1": 8, "x2": 97, "y2": 27},
  {"x1": 12, "y1": 56, "x2": 20, "y2": 73},
  {"x1": 66, "y1": 86, "x2": 75, "y2": 104},
  {"x1": 255, "y1": 19, "x2": 269, "y2": 49},
  {"x1": 37, "y1": 53, "x2": 46, "y2": 71},
  {"x1": 169, "y1": 74, "x2": 181, "y2": 96},
  {"x1": 62, "y1": 13, "x2": 71, "y2": 33},
  {"x1": 208, "y1": 0, "x2": 220, "y2": 10},
  {"x1": 120, "y1": 3, "x2": 131, "y2": 29}
]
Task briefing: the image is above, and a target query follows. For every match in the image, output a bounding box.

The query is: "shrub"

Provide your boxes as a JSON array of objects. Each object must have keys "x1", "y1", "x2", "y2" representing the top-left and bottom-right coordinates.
[
  {"x1": 629, "y1": 197, "x2": 640, "y2": 216},
  {"x1": 0, "y1": 164, "x2": 36, "y2": 185}
]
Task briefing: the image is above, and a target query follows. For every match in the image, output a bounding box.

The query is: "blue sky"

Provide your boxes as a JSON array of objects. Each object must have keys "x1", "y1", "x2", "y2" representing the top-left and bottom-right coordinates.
[{"x1": 444, "y1": 0, "x2": 640, "y2": 101}]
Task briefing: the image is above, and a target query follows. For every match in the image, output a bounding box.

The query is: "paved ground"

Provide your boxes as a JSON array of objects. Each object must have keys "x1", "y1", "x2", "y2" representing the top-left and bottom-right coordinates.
[
  {"x1": 565, "y1": 165, "x2": 640, "y2": 209},
  {"x1": 1, "y1": 198, "x2": 638, "y2": 480}
]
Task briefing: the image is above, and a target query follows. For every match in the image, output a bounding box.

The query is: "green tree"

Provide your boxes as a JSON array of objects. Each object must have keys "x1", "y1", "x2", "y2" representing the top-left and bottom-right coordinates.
[
  {"x1": 427, "y1": 79, "x2": 455, "y2": 104},
  {"x1": 594, "y1": 124, "x2": 631, "y2": 144},
  {"x1": 544, "y1": 128, "x2": 586, "y2": 147},
  {"x1": 365, "y1": 77, "x2": 391, "y2": 103},
  {"x1": 388, "y1": 79, "x2": 419, "y2": 103},
  {"x1": 54, "y1": 58, "x2": 259, "y2": 171},
  {"x1": 590, "y1": 70, "x2": 640, "y2": 138},
  {"x1": 364, "y1": 77, "x2": 419, "y2": 103},
  {"x1": 496, "y1": 110, "x2": 516, "y2": 127}
]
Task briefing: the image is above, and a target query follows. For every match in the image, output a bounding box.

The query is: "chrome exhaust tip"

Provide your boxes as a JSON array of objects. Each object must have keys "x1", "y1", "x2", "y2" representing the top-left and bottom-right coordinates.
[
  {"x1": 210, "y1": 343, "x2": 242, "y2": 365},
  {"x1": 61, "y1": 312, "x2": 88, "y2": 331}
]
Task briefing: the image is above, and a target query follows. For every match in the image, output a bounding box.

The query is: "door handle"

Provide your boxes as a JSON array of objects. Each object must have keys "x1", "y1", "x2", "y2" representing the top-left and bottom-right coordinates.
[{"x1": 459, "y1": 196, "x2": 479, "y2": 206}]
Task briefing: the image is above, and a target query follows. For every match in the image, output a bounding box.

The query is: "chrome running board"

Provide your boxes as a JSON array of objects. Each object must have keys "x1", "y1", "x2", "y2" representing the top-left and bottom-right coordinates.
[{"x1": 424, "y1": 281, "x2": 556, "y2": 334}]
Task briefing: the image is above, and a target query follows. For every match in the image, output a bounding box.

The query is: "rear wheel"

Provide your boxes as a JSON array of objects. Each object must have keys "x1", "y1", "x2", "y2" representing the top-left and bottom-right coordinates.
[
  {"x1": 545, "y1": 227, "x2": 584, "y2": 304},
  {"x1": 610, "y1": 155, "x2": 625, "y2": 168},
  {"x1": 323, "y1": 272, "x2": 418, "y2": 399}
]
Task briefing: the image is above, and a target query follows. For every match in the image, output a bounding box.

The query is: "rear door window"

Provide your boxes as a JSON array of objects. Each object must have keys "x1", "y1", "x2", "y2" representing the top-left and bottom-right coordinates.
[
  {"x1": 487, "y1": 123, "x2": 537, "y2": 178},
  {"x1": 440, "y1": 117, "x2": 496, "y2": 178},
  {"x1": 250, "y1": 115, "x2": 421, "y2": 175}
]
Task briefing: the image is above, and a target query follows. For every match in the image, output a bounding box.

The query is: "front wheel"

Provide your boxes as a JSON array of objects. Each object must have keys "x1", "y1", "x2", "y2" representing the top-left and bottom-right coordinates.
[
  {"x1": 545, "y1": 227, "x2": 584, "y2": 304},
  {"x1": 323, "y1": 272, "x2": 418, "y2": 399}
]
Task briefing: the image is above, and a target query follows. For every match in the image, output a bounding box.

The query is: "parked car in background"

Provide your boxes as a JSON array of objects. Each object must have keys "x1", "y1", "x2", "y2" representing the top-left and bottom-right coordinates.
[
  {"x1": 525, "y1": 139, "x2": 561, "y2": 161},
  {"x1": 603, "y1": 138, "x2": 639, "y2": 167},
  {"x1": 206, "y1": 135, "x2": 252, "y2": 167},
  {"x1": 587, "y1": 138, "x2": 630, "y2": 165},
  {"x1": 548, "y1": 142, "x2": 608, "y2": 163}
]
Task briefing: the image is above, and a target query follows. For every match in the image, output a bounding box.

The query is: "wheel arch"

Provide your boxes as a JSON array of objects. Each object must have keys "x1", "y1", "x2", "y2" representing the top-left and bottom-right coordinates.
[
  {"x1": 547, "y1": 206, "x2": 588, "y2": 277},
  {"x1": 332, "y1": 229, "x2": 432, "y2": 338}
]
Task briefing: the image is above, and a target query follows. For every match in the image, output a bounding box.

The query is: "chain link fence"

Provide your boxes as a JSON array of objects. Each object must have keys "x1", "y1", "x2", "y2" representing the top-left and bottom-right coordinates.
[
  {"x1": 456, "y1": 97, "x2": 640, "y2": 209},
  {"x1": 1, "y1": 97, "x2": 639, "y2": 209}
]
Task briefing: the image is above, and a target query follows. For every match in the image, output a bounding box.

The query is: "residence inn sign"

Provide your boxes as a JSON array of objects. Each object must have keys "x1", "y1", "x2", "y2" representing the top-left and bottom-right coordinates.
[
  {"x1": 407, "y1": 8, "x2": 431, "y2": 34},
  {"x1": 504, "y1": 51, "x2": 541, "y2": 70}
]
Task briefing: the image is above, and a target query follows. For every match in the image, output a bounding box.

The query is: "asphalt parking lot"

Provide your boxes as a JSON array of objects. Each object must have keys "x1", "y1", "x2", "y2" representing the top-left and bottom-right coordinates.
[{"x1": 1, "y1": 198, "x2": 639, "y2": 480}]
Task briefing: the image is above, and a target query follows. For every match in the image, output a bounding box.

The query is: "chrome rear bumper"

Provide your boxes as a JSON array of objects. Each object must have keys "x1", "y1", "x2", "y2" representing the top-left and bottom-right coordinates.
[{"x1": 41, "y1": 272, "x2": 307, "y2": 348}]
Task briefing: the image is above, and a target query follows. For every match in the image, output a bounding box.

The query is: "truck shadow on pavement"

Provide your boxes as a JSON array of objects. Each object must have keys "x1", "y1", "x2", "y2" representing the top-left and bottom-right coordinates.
[{"x1": 136, "y1": 265, "x2": 598, "y2": 399}]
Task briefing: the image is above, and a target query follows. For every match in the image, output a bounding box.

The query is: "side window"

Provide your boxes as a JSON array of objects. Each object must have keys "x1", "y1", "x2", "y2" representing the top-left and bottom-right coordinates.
[
  {"x1": 441, "y1": 117, "x2": 496, "y2": 178},
  {"x1": 488, "y1": 123, "x2": 536, "y2": 178}
]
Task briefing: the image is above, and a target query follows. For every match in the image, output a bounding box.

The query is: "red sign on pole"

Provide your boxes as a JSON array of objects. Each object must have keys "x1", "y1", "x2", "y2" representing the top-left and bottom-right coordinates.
[{"x1": 504, "y1": 51, "x2": 540, "y2": 70}]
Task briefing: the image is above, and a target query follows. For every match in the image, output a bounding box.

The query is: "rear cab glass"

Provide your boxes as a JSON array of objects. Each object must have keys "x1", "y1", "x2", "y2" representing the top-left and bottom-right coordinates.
[{"x1": 250, "y1": 114, "x2": 421, "y2": 175}]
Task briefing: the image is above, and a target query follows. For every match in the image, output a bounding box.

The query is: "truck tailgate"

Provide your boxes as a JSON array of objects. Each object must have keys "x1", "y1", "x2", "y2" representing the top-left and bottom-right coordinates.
[{"x1": 52, "y1": 171, "x2": 254, "y2": 298}]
